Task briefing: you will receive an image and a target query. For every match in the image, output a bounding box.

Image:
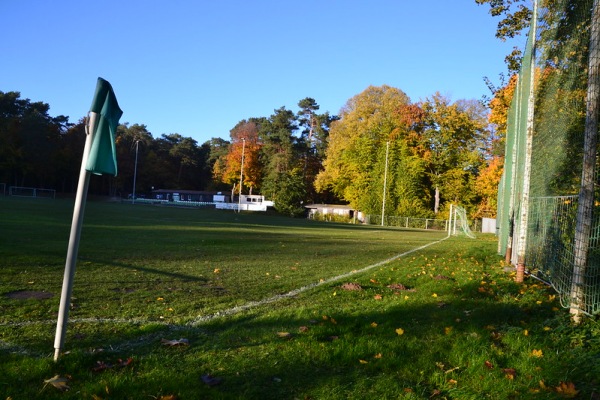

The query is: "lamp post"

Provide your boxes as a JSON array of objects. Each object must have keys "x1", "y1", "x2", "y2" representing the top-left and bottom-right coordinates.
[
  {"x1": 132, "y1": 139, "x2": 140, "y2": 204},
  {"x1": 238, "y1": 138, "x2": 246, "y2": 212},
  {"x1": 381, "y1": 141, "x2": 390, "y2": 226}
]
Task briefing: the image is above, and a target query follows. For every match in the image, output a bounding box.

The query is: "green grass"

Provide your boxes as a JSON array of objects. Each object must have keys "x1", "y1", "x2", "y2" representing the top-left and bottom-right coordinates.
[{"x1": 0, "y1": 197, "x2": 599, "y2": 399}]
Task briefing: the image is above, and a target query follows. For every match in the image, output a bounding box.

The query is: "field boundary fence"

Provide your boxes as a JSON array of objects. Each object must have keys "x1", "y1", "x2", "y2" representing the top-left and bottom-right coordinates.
[{"x1": 497, "y1": 0, "x2": 600, "y2": 317}]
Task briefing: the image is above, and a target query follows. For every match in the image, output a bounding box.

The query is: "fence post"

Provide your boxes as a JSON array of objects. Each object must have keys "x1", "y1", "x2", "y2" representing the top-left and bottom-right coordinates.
[
  {"x1": 570, "y1": 0, "x2": 600, "y2": 322},
  {"x1": 515, "y1": 1, "x2": 538, "y2": 283}
]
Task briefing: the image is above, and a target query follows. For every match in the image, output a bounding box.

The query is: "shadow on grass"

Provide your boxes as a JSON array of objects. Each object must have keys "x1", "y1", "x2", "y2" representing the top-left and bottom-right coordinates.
[{"x1": 1, "y1": 277, "x2": 598, "y2": 399}]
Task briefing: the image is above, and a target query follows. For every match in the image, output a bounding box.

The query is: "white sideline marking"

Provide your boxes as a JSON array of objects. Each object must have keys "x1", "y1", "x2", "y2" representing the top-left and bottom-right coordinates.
[
  {"x1": 186, "y1": 235, "x2": 449, "y2": 326},
  {"x1": 1, "y1": 235, "x2": 448, "y2": 355}
]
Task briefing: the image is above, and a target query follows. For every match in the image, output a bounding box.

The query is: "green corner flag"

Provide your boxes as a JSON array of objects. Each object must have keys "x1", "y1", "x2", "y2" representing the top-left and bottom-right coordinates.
[{"x1": 86, "y1": 78, "x2": 123, "y2": 176}]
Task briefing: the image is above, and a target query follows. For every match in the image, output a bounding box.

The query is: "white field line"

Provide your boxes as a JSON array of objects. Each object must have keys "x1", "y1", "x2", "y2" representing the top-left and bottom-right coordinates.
[
  {"x1": 0, "y1": 235, "x2": 448, "y2": 354},
  {"x1": 187, "y1": 235, "x2": 449, "y2": 326}
]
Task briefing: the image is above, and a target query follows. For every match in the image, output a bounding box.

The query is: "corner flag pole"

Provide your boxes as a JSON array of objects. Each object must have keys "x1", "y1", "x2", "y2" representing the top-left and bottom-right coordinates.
[
  {"x1": 53, "y1": 112, "x2": 97, "y2": 361},
  {"x1": 53, "y1": 77, "x2": 122, "y2": 361}
]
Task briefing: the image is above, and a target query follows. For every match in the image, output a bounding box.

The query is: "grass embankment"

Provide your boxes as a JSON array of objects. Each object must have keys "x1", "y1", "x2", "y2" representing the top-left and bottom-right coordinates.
[{"x1": 0, "y1": 197, "x2": 598, "y2": 399}]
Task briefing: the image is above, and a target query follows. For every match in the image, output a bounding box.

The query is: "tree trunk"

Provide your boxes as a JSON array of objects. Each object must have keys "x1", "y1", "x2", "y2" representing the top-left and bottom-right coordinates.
[{"x1": 434, "y1": 186, "x2": 440, "y2": 214}]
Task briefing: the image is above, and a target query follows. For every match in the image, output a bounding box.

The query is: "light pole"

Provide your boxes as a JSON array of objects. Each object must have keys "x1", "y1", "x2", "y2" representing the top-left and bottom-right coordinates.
[
  {"x1": 238, "y1": 138, "x2": 246, "y2": 212},
  {"x1": 132, "y1": 139, "x2": 140, "y2": 204},
  {"x1": 381, "y1": 141, "x2": 390, "y2": 226}
]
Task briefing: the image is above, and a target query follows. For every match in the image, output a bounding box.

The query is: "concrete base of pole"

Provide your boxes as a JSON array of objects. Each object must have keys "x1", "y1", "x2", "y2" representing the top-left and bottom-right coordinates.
[
  {"x1": 505, "y1": 245, "x2": 512, "y2": 264},
  {"x1": 569, "y1": 306, "x2": 583, "y2": 324},
  {"x1": 515, "y1": 263, "x2": 525, "y2": 283}
]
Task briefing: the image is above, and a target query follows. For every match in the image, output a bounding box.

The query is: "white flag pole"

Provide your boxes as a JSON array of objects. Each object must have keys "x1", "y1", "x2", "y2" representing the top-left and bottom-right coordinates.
[{"x1": 53, "y1": 112, "x2": 98, "y2": 361}]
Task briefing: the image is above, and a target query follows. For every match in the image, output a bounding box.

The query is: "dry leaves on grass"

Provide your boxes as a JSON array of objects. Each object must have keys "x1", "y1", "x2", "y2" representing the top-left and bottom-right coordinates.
[
  {"x1": 42, "y1": 375, "x2": 70, "y2": 392},
  {"x1": 555, "y1": 382, "x2": 579, "y2": 398},
  {"x1": 340, "y1": 283, "x2": 363, "y2": 291},
  {"x1": 276, "y1": 331, "x2": 293, "y2": 339},
  {"x1": 92, "y1": 357, "x2": 133, "y2": 372},
  {"x1": 503, "y1": 368, "x2": 517, "y2": 380}
]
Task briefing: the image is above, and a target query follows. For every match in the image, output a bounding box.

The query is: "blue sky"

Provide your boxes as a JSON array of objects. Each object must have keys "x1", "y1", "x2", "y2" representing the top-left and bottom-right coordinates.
[{"x1": 1, "y1": 0, "x2": 522, "y2": 144}]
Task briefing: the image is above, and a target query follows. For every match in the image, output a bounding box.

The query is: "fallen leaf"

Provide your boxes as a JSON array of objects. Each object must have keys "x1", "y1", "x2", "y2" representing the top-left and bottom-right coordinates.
[
  {"x1": 387, "y1": 283, "x2": 407, "y2": 290},
  {"x1": 341, "y1": 283, "x2": 363, "y2": 291},
  {"x1": 92, "y1": 360, "x2": 112, "y2": 372},
  {"x1": 374, "y1": 353, "x2": 383, "y2": 359},
  {"x1": 531, "y1": 349, "x2": 544, "y2": 358},
  {"x1": 161, "y1": 338, "x2": 189, "y2": 346},
  {"x1": 503, "y1": 368, "x2": 517, "y2": 379},
  {"x1": 555, "y1": 382, "x2": 579, "y2": 398},
  {"x1": 298, "y1": 326, "x2": 309, "y2": 332},
  {"x1": 201, "y1": 374, "x2": 223, "y2": 387},
  {"x1": 43, "y1": 375, "x2": 70, "y2": 392},
  {"x1": 370, "y1": 279, "x2": 379, "y2": 284},
  {"x1": 373, "y1": 294, "x2": 383, "y2": 300},
  {"x1": 395, "y1": 328, "x2": 405, "y2": 336},
  {"x1": 359, "y1": 359, "x2": 368, "y2": 364},
  {"x1": 371, "y1": 322, "x2": 378, "y2": 328},
  {"x1": 432, "y1": 293, "x2": 438, "y2": 298},
  {"x1": 276, "y1": 332, "x2": 293, "y2": 339},
  {"x1": 484, "y1": 360, "x2": 494, "y2": 369},
  {"x1": 444, "y1": 326, "x2": 453, "y2": 335},
  {"x1": 213, "y1": 268, "x2": 220, "y2": 274}
]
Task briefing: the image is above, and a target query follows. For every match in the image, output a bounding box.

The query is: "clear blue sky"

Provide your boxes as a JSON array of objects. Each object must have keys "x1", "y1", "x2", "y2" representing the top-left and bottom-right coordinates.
[{"x1": 1, "y1": 0, "x2": 522, "y2": 144}]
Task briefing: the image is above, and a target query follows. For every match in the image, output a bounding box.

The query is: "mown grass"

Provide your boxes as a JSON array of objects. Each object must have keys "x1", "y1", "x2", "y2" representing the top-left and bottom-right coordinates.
[{"x1": 0, "y1": 197, "x2": 599, "y2": 399}]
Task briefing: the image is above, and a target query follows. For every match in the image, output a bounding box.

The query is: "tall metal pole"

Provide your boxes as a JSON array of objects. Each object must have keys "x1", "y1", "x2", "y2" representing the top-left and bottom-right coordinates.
[
  {"x1": 132, "y1": 140, "x2": 139, "y2": 204},
  {"x1": 570, "y1": 0, "x2": 600, "y2": 322},
  {"x1": 381, "y1": 141, "x2": 390, "y2": 227},
  {"x1": 238, "y1": 138, "x2": 245, "y2": 213},
  {"x1": 515, "y1": 0, "x2": 537, "y2": 283}
]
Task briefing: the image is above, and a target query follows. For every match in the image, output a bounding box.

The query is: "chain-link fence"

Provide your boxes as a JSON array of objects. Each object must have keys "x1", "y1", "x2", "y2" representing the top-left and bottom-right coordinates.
[{"x1": 497, "y1": 0, "x2": 600, "y2": 316}]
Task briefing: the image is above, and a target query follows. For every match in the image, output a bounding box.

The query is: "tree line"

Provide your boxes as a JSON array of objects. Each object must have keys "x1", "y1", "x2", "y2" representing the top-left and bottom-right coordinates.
[{"x1": 0, "y1": 86, "x2": 505, "y2": 218}]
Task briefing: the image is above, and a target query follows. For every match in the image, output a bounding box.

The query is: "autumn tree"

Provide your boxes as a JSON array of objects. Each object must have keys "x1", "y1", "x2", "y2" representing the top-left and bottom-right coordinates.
[
  {"x1": 316, "y1": 85, "x2": 431, "y2": 216},
  {"x1": 419, "y1": 93, "x2": 486, "y2": 214},
  {"x1": 204, "y1": 137, "x2": 230, "y2": 190},
  {"x1": 218, "y1": 119, "x2": 263, "y2": 195},
  {"x1": 476, "y1": 0, "x2": 533, "y2": 73}
]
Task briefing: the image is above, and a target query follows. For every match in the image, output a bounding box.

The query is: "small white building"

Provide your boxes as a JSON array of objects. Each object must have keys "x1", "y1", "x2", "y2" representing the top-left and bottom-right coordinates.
[
  {"x1": 215, "y1": 194, "x2": 274, "y2": 211},
  {"x1": 305, "y1": 204, "x2": 364, "y2": 223}
]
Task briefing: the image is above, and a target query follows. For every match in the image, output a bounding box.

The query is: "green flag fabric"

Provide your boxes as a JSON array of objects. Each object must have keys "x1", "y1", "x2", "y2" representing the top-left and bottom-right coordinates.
[{"x1": 85, "y1": 78, "x2": 123, "y2": 176}]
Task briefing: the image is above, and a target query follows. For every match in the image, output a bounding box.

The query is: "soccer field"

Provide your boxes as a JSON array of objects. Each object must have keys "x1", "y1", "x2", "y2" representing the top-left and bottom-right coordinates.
[
  {"x1": 0, "y1": 197, "x2": 446, "y2": 340},
  {"x1": 3, "y1": 197, "x2": 597, "y2": 400}
]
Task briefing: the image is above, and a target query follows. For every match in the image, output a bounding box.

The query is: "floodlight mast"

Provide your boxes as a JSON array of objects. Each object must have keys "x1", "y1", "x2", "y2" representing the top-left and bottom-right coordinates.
[
  {"x1": 381, "y1": 141, "x2": 390, "y2": 226},
  {"x1": 132, "y1": 139, "x2": 140, "y2": 204},
  {"x1": 238, "y1": 138, "x2": 245, "y2": 213}
]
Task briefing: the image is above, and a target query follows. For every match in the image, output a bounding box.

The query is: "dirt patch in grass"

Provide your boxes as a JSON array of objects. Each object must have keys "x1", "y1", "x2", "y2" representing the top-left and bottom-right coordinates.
[{"x1": 5, "y1": 290, "x2": 54, "y2": 300}]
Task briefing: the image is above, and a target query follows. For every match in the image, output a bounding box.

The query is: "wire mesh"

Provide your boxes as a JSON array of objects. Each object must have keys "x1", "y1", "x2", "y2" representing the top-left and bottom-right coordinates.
[{"x1": 497, "y1": 0, "x2": 600, "y2": 316}]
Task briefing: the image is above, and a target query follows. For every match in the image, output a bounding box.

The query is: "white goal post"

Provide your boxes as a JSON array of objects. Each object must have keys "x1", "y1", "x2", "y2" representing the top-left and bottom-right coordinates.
[
  {"x1": 8, "y1": 186, "x2": 56, "y2": 199},
  {"x1": 448, "y1": 204, "x2": 476, "y2": 238}
]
